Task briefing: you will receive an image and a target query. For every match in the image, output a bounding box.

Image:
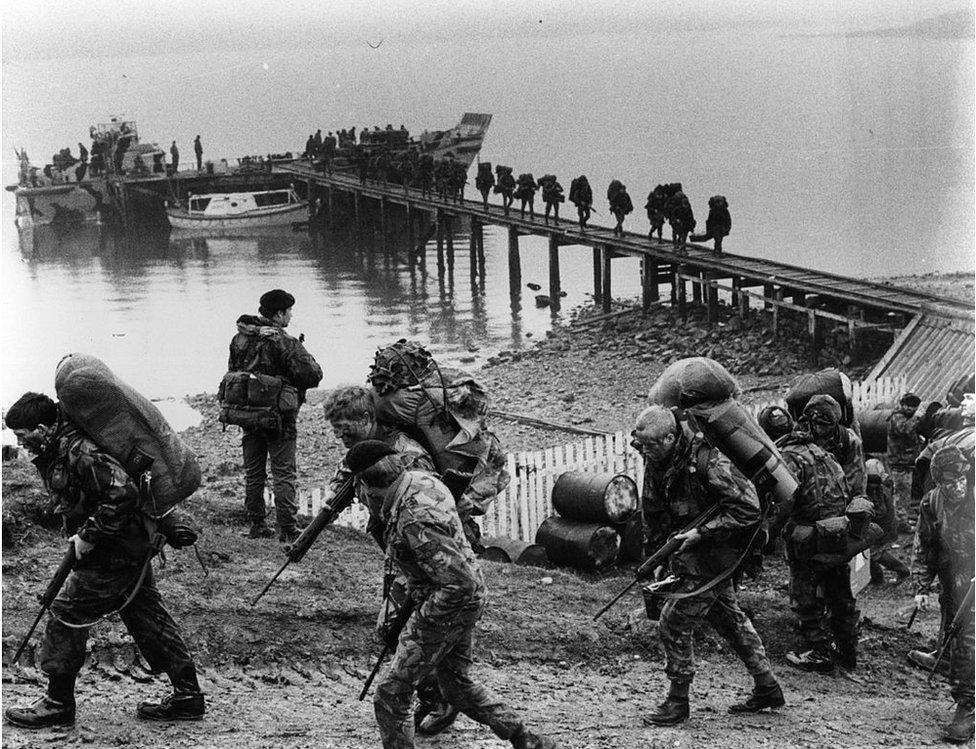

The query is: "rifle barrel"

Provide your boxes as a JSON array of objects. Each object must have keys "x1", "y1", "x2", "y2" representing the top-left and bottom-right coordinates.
[
  {"x1": 593, "y1": 579, "x2": 638, "y2": 621},
  {"x1": 250, "y1": 559, "x2": 291, "y2": 607},
  {"x1": 12, "y1": 607, "x2": 48, "y2": 664},
  {"x1": 359, "y1": 645, "x2": 390, "y2": 701}
]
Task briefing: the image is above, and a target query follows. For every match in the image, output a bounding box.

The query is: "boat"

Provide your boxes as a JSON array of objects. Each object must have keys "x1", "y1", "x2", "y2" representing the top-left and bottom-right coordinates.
[
  {"x1": 166, "y1": 187, "x2": 306, "y2": 229},
  {"x1": 321, "y1": 112, "x2": 492, "y2": 173}
]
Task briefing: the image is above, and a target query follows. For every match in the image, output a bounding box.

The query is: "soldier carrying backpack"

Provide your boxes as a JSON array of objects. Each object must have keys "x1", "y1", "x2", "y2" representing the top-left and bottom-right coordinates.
[{"x1": 220, "y1": 289, "x2": 323, "y2": 542}]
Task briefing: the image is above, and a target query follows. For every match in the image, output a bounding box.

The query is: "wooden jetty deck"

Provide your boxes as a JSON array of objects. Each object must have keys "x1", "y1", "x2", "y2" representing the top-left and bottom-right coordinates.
[{"x1": 278, "y1": 162, "x2": 972, "y2": 325}]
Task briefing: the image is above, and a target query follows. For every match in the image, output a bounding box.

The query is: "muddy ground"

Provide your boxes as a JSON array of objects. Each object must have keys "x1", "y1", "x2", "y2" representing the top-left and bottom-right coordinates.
[{"x1": 2, "y1": 274, "x2": 972, "y2": 748}]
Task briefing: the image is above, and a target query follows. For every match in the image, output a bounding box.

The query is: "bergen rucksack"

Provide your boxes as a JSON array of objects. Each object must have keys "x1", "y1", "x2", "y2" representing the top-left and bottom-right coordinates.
[
  {"x1": 54, "y1": 353, "x2": 201, "y2": 519},
  {"x1": 217, "y1": 349, "x2": 299, "y2": 432}
]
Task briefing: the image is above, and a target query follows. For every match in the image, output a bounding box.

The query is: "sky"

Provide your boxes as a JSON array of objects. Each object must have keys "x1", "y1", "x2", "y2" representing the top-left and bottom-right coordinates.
[{"x1": 2, "y1": 0, "x2": 973, "y2": 61}]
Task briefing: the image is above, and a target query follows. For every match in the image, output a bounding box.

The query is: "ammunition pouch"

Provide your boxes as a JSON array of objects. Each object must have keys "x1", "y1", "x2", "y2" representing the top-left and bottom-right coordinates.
[
  {"x1": 218, "y1": 371, "x2": 299, "y2": 430},
  {"x1": 788, "y1": 524, "x2": 817, "y2": 561},
  {"x1": 814, "y1": 516, "x2": 850, "y2": 556}
]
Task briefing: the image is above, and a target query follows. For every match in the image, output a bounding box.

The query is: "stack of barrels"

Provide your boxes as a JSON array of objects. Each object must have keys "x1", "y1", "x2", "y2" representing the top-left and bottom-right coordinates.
[{"x1": 534, "y1": 471, "x2": 640, "y2": 570}]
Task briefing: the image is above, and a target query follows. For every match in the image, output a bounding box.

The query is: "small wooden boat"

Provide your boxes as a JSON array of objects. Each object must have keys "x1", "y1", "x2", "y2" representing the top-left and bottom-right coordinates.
[{"x1": 166, "y1": 187, "x2": 306, "y2": 229}]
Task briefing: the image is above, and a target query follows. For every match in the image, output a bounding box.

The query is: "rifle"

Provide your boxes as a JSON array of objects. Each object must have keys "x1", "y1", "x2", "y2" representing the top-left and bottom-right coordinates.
[
  {"x1": 250, "y1": 476, "x2": 356, "y2": 606},
  {"x1": 593, "y1": 503, "x2": 721, "y2": 621},
  {"x1": 13, "y1": 543, "x2": 76, "y2": 663},
  {"x1": 359, "y1": 595, "x2": 417, "y2": 701},
  {"x1": 928, "y1": 577, "x2": 975, "y2": 683}
]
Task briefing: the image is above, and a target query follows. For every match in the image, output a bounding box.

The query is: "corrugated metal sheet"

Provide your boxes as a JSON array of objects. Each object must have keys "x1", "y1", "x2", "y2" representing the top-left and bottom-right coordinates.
[{"x1": 866, "y1": 315, "x2": 976, "y2": 401}]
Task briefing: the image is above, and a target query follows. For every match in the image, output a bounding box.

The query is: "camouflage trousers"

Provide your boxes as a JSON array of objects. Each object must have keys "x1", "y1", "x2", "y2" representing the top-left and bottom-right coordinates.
[
  {"x1": 658, "y1": 577, "x2": 772, "y2": 685},
  {"x1": 940, "y1": 576, "x2": 975, "y2": 703},
  {"x1": 41, "y1": 563, "x2": 195, "y2": 681},
  {"x1": 891, "y1": 468, "x2": 915, "y2": 528},
  {"x1": 788, "y1": 557, "x2": 859, "y2": 653},
  {"x1": 374, "y1": 605, "x2": 523, "y2": 749}
]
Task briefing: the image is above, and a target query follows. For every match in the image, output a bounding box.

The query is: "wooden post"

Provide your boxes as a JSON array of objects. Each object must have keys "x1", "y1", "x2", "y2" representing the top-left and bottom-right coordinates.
[
  {"x1": 593, "y1": 247, "x2": 603, "y2": 305},
  {"x1": 739, "y1": 285, "x2": 750, "y2": 318},
  {"x1": 549, "y1": 234, "x2": 561, "y2": 311},
  {"x1": 771, "y1": 288, "x2": 783, "y2": 335},
  {"x1": 670, "y1": 263, "x2": 677, "y2": 304},
  {"x1": 436, "y1": 210, "x2": 445, "y2": 270},
  {"x1": 445, "y1": 215, "x2": 454, "y2": 271},
  {"x1": 407, "y1": 203, "x2": 414, "y2": 248},
  {"x1": 763, "y1": 282, "x2": 774, "y2": 311},
  {"x1": 354, "y1": 191, "x2": 361, "y2": 228},
  {"x1": 380, "y1": 196, "x2": 387, "y2": 235},
  {"x1": 706, "y1": 271, "x2": 718, "y2": 324},
  {"x1": 731, "y1": 276, "x2": 741, "y2": 307},
  {"x1": 307, "y1": 179, "x2": 315, "y2": 221},
  {"x1": 847, "y1": 305, "x2": 859, "y2": 361},
  {"x1": 508, "y1": 226, "x2": 521, "y2": 297},
  {"x1": 676, "y1": 264, "x2": 687, "y2": 318},
  {"x1": 641, "y1": 258, "x2": 653, "y2": 314},
  {"x1": 808, "y1": 309, "x2": 819, "y2": 367},
  {"x1": 327, "y1": 187, "x2": 334, "y2": 225},
  {"x1": 476, "y1": 221, "x2": 486, "y2": 276},
  {"x1": 602, "y1": 245, "x2": 612, "y2": 314},
  {"x1": 692, "y1": 270, "x2": 703, "y2": 304},
  {"x1": 793, "y1": 290, "x2": 806, "y2": 306}
]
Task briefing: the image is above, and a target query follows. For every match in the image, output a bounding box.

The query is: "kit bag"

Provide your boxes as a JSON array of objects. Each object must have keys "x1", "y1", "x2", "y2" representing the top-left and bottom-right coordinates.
[{"x1": 218, "y1": 368, "x2": 299, "y2": 431}]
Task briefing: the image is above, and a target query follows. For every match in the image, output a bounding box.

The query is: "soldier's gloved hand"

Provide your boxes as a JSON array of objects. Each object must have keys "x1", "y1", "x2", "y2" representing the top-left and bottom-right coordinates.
[
  {"x1": 914, "y1": 594, "x2": 931, "y2": 611},
  {"x1": 674, "y1": 528, "x2": 702, "y2": 552},
  {"x1": 69, "y1": 534, "x2": 95, "y2": 560}
]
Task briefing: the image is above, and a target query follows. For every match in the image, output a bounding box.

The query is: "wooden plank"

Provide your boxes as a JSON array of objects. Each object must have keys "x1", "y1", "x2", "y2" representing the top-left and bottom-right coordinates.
[{"x1": 864, "y1": 314, "x2": 923, "y2": 382}]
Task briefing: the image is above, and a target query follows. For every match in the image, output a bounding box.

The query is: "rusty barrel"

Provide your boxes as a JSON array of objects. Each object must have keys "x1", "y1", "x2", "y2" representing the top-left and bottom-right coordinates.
[
  {"x1": 481, "y1": 537, "x2": 549, "y2": 567},
  {"x1": 551, "y1": 472, "x2": 638, "y2": 524},
  {"x1": 614, "y1": 513, "x2": 643, "y2": 564},
  {"x1": 535, "y1": 516, "x2": 620, "y2": 570}
]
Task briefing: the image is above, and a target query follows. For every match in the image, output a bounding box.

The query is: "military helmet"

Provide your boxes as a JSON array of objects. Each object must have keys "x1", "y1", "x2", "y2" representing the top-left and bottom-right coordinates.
[
  {"x1": 757, "y1": 405, "x2": 793, "y2": 441},
  {"x1": 367, "y1": 339, "x2": 435, "y2": 395},
  {"x1": 803, "y1": 394, "x2": 842, "y2": 425},
  {"x1": 931, "y1": 445, "x2": 971, "y2": 485}
]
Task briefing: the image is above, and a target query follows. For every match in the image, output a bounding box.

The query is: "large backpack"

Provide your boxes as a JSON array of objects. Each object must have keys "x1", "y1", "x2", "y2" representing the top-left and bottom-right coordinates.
[
  {"x1": 217, "y1": 348, "x2": 299, "y2": 432},
  {"x1": 54, "y1": 353, "x2": 201, "y2": 519}
]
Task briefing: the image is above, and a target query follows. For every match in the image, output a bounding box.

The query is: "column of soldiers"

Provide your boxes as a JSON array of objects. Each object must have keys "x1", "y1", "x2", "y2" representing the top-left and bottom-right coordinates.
[{"x1": 4, "y1": 294, "x2": 972, "y2": 746}]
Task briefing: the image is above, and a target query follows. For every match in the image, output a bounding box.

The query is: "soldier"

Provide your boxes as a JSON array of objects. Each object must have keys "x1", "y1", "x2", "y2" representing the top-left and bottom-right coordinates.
[
  {"x1": 802, "y1": 394, "x2": 866, "y2": 495},
  {"x1": 193, "y1": 135, "x2": 203, "y2": 171},
  {"x1": 322, "y1": 387, "x2": 458, "y2": 735},
  {"x1": 515, "y1": 173, "x2": 538, "y2": 218},
  {"x1": 865, "y1": 458, "x2": 910, "y2": 585},
  {"x1": 632, "y1": 405, "x2": 784, "y2": 725},
  {"x1": 169, "y1": 140, "x2": 180, "y2": 173},
  {"x1": 346, "y1": 441, "x2": 560, "y2": 749},
  {"x1": 888, "y1": 393, "x2": 926, "y2": 531},
  {"x1": 495, "y1": 166, "x2": 516, "y2": 216},
  {"x1": 910, "y1": 446, "x2": 974, "y2": 744},
  {"x1": 229, "y1": 289, "x2": 323, "y2": 542},
  {"x1": 475, "y1": 163, "x2": 495, "y2": 210},
  {"x1": 690, "y1": 195, "x2": 731, "y2": 254},
  {"x1": 539, "y1": 175, "x2": 564, "y2": 225},
  {"x1": 773, "y1": 421, "x2": 859, "y2": 672},
  {"x1": 645, "y1": 185, "x2": 667, "y2": 240},
  {"x1": 3, "y1": 393, "x2": 204, "y2": 728},
  {"x1": 668, "y1": 192, "x2": 696, "y2": 250},
  {"x1": 757, "y1": 405, "x2": 794, "y2": 442},
  {"x1": 607, "y1": 181, "x2": 633, "y2": 236},
  {"x1": 569, "y1": 175, "x2": 593, "y2": 230}
]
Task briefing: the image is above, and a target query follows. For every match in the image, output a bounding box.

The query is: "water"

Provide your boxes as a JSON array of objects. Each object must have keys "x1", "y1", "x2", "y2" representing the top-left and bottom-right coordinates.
[{"x1": 2, "y1": 19, "x2": 973, "y2": 404}]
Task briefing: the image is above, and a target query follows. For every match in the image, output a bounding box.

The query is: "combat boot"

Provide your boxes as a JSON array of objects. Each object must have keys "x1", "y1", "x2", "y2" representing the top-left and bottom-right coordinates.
[
  {"x1": 833, "y1": 641, "x2": 857, "y2": 671},
  {"x1": 138, "y1": 666, "x2": 205, "y2": 721},
  {"x1": 643, "y1": 681, "x2": 690, "y2": 726},
  {"x1": 786, "y1": 647, "x2": 835, "y2": 673},
  {"x1": 244, "y1": 521, "x2": 274, "y2": 539},
  {"x1": 728, "y1": 674, "x2": 785, "y2": 713},
  {"x1": 943, "y1": 700, "x2": 975, "y2": 744},
  {"x1": 5, "y1": 674, "x2": 76, "y2": 728},
  {"x1": 510, "y1": 725, "x2": 561, "y2": 749},
  {"x1": 416, "y1": 701, "x2": 460, "y2": 735}
]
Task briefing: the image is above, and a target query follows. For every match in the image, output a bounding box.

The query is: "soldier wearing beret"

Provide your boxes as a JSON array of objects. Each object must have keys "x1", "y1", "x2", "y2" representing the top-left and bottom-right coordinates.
[
  {"x1": 346, "y1": 440, "x2": 560, "y2": 749},
  {"x1": 911, "y1": 445, "x2": 974, "y2": 744},
  {"x1": 230, "y1": 289, "x2": 322, "y2": 541},
  {"x1": 3, "y1": 393, "x2": 204, "y2": 728}
]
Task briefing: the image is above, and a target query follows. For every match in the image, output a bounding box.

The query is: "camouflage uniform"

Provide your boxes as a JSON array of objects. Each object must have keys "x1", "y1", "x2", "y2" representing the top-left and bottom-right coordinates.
[
  {"x1": 912, "y1": 485, "x2": 975, "y2": 705},
  {"x1": 375, "y1": 470, "x2": 525, "y2": 749},
  {"x1": 642, "y1": 427, "x2": 772, "y2": 685},
  {"x1": 888, "y1": 407, "x2": 925, "y2": 525},
  {"x1": 776, "y1": 434, "x2": 858, "y2": 659},
  {"x1": 32, "y1": 424, "x2": 196, "y2": 684},
  {"x1": 228, "y1": 314, "x2": 322, "y2": 532},
  {"x1": 914, "y1": 427, "x2": 975, "y2": 504}
]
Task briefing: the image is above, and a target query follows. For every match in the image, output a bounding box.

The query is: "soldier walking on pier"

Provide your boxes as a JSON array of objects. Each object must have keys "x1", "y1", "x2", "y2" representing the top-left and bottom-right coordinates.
[
  {"x1": 569, "y1": 175, "x2": 593, "y2": 230},
  {"x1": 346, "y1": 440, "x2": 561, "y2": 749},
  {"x1": 475, "y1": 163, "x2": 495, "y2": 210},
  {"x1": 607, "y1": 181, "x2": 633, "y2": 236},
  {"x1": 539, "y1": 175, "x2": 564, "y2": 225},
  {"x1": 495, "y1": 166, "x2": 516, "y2": 215},
  {"x1": 193, "y1": 135, "x2": 203, "y2": 171},
  {"x1": 515, "y1": 173, "x2": 538, "y2": 219},
  {"x1": 690, "y1": 195, "x2": 732, "y2": 254},
  {"x1": 645, "y1": 186, "x2": 667, "y2": 241}
]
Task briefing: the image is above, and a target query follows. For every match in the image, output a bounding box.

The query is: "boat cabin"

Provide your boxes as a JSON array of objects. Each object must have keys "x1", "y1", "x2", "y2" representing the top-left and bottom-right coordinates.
[{"x1": 186, "y1": 189, "x2": 300, "y2": 216}]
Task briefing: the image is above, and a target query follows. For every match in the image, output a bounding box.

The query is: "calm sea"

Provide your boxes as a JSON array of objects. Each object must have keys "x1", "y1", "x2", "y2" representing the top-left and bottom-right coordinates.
[{"x1": 2, "y1": 26, "x2": 973, "y2": 404}]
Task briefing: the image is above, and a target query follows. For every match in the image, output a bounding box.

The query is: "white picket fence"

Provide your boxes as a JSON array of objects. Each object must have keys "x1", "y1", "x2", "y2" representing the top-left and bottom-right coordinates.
[{"x1": 290, "y1": 376, "x2": 908, "y2": 543}]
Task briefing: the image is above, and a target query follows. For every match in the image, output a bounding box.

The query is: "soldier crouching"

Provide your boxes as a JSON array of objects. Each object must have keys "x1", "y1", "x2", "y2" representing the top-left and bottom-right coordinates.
[
  {"x1": 345, "y1": 440, "x2": 560, "y2": 749},
  {"x1": 4, "y1": 392, "x2": 204, "y2": 729},
  {"x1": 632, "y1": 405, "x2": 784, "y2": 725}
]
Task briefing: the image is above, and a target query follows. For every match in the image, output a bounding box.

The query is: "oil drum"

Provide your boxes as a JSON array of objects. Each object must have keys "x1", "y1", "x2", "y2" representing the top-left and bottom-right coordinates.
[
  {"x1": 480, "y1": 537, "x2": 549, "y2": 567},
  {"x1": 551, "y1": 472, "x2": 638, "y2": 524},
  {"x1": 535, "y1": 516, "x2": 620, "y2": 570},
  {"x1": 857, "y1": 409, "x2": 892, "y2": 454}
]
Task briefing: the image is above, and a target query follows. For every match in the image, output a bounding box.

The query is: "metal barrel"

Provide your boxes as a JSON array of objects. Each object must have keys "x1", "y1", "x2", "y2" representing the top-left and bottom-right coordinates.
[
  {"x1": 480, "y1": 537, "x2": 549, "y2": 567},
  {"x1": 551, "y1": 472, "x2": 638, "y2": 524},
  {"x1": 613, "y1": 513, "x2": 643, "y2": 564},
  {"x1": 535, "y1": 516, "x2": 620, "y2": 570},
  {"x1": 858, "y1": 409, "x2": 893, "y2": 454}
]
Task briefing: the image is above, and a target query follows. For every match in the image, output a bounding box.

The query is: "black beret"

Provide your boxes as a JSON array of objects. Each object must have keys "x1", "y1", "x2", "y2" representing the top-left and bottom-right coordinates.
[
  {"x1": 899, "y1": 393, "x2": 921, "y2": 409},
  {"x1": 259, "y1": 289, "x2": 295, "y2": 312},
  {"x1": 345, "y1": 440, "x2": 398, "y2": 475},
  {"x1": 5, "y1": 392, "x2": 58, "y2": 430}
]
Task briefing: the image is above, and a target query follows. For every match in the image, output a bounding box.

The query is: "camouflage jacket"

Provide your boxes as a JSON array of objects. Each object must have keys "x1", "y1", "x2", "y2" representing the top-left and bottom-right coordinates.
[
  {"x1": 887, "y1": 408, "x2": 925, "y2": 468},
  {"x1": 912, "y1": 486, "x2": 975, "y2": 596},
  {"x1": 32, "y1": 423, "x2": 150, "y2": 564},
  {"x1": 381, "y1": 470, "x2": 486, "y2": 625},
  {"x1": 642, "y1": 427, "x2": 760, "y2": 578},
  {"x1": 227, "y1": 315, "x2": 323, "y2": 430},
  {"x1": 866, "y1": 467, "x2": 897, "y2": 546},
  {"x1": 914, "y1": 427, "x2": 975, "y2": 499},
  {"x1": 774, "y1": 434, "x2": 850, "y2": 529},
  {"x1": 818, "y1": 427, "x2": 865, "y2": 496},
  {"x1": 327, "y1": 426, "x2": 436, "y2": 548}
]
